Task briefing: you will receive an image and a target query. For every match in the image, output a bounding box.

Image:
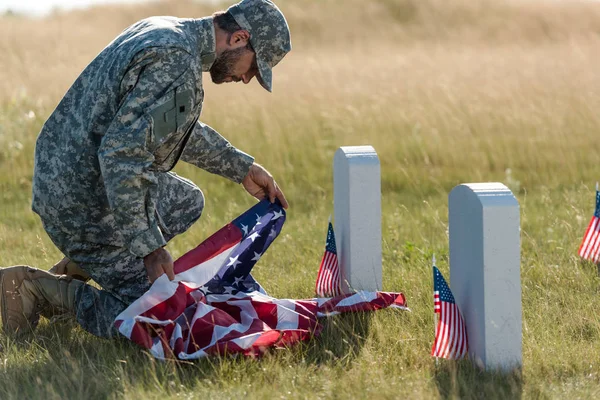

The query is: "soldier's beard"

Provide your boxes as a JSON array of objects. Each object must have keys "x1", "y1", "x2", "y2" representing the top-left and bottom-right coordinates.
[{"x1": 210, "y1": 47, "x2": 248, "y2": 84}]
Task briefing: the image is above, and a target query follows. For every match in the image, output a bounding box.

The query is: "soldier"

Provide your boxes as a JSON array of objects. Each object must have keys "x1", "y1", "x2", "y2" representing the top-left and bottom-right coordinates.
[{"x1": 0, "y1": 0, "x2": 291, "y2": 338}]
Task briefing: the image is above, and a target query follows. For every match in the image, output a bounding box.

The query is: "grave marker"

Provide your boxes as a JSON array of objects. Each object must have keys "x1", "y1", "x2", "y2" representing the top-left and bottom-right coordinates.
[
  {"x1": 333, "y1": 146, "x2": 382, "y2": 293},
  {"x1": 449, "y1": 182, "x2": 522, "y2": 370}
]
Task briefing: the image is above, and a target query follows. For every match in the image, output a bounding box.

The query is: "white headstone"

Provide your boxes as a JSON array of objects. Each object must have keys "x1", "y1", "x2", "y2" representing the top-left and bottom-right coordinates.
[
  {"x1": 333, "y1": 146, "x2": 382, "y2": 293},
  {"x1": 449, "y1": 182, "x2": 522, "y2": 370}
]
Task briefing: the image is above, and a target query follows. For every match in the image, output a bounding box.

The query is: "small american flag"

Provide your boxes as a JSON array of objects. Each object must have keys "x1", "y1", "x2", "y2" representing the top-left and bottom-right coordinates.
[
  {"x1": 579, "y1": 185, "x2": 600, "y2": 263},
  {"x1": 315, "y1": 220, "x2": 342, "y2": 297},
  {"x1": 432, "y1": 263, "x2": 468, "y2": 359}
]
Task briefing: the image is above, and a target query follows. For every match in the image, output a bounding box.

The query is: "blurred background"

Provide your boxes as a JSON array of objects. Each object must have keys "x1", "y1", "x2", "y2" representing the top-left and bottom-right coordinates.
[
  {"x1": 3, "y1": 0, "x2": 600, "y2": 266},
  {"x1": 1, "y1": 0, "x2": 160, "y2": 15}
]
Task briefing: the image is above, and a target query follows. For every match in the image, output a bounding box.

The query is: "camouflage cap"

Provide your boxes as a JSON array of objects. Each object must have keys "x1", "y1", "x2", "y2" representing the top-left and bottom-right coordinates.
[{"x1": 226, "y1": 0, "x2": 291, "y2": 92}]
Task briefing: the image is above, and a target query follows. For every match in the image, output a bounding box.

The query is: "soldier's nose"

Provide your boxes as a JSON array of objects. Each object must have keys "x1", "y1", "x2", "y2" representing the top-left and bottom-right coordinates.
[{"x1": 242, "y1": 70, "x2": 257, "y2": 84}]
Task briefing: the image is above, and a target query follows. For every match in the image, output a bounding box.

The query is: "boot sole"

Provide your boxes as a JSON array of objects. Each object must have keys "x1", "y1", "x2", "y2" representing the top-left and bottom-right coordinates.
[{"x1": 0, "y1": 266, "x2": 40, "y2": 335}]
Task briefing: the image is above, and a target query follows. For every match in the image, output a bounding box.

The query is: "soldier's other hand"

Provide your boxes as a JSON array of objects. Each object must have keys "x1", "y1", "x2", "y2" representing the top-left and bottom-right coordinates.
[
  {"x1": 143, "y1": 247, "x2": 175, "y2": 283},
  {"x1": 242, "y1": 163, "x2": 289, "y2": 209}
]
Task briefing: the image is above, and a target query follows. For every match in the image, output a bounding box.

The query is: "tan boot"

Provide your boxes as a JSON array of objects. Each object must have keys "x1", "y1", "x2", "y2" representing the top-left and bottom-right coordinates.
[
  {"x1": 0, "y1": 266, "x2": 82, "y2": 335},
  {"x1": 49, "y1": 257, "x2": 91, "y2": 282},
  {"x1": 44, "y1": 258, "x2": 90, "y2": 319}
]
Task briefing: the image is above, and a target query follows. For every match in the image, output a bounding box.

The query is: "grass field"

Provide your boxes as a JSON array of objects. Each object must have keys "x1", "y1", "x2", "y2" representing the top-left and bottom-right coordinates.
[{"x1": 2, "y1": 0, "x2": 600, "y2": 398}]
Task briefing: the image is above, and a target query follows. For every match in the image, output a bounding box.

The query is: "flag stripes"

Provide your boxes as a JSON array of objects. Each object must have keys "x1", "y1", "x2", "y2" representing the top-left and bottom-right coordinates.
[
  {"x1": 315, "y1": 222, "x2": 342, "y2": 297},
  {"x1": 579, "y1": 216, "x2": 600, "y2": 262},
  {"x1": 315, "y1": 251, "x2": 340, "y2": 297},
  {"x1": 431, "y1": 266, "x2": 468, "y2": 360},
  {"x1": 579, "y1": 186, "x2": 600, "y2": 263},
  {"x1": 432, "y1": 294, "x2": 468, "y2": 359}
]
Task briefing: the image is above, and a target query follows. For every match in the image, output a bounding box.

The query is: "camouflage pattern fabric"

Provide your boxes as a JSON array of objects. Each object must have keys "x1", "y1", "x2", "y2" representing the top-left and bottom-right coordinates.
[
  {"x1": 42, "y1": 172, "x2": 204, "y2": 337},
  {"x1": 32, "y1": 17, "x2": 255, "y2": 337},
  {"x1": 33, "y1": 16, "x2": 254, "y2": 260},
  {"x1": 227, "y1": 0, "x2": 292, "y2": 92},
  {"x1": 31, "y1": 1, "x2": 292, "y2": 338}
]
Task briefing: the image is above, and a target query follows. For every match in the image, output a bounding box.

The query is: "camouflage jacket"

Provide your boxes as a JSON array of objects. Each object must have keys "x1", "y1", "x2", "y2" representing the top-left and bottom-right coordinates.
[{"x1": 32, "y1": 17, "x2": 254, "y2": 258}]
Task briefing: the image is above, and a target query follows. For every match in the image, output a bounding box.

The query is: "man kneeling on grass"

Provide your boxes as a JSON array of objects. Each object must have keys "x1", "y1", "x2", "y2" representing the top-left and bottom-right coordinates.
[{"x1": 0, "y1": 0, "x2": 290, "y2": 338}]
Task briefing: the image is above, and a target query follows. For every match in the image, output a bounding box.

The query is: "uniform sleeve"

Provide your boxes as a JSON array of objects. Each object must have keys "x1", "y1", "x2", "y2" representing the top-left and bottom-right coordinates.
[
  {"x1": 98, "y1": 48, "x2": 191, "y2": 258},
  {"x1": 180, "y1": 121, "x2": 254, "y2": 183}
]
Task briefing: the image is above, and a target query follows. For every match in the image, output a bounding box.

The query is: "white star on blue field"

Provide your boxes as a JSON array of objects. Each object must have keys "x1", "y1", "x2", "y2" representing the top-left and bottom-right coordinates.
[{"x1": 433, "y1": 266, "x2": 456, "y2": 304}]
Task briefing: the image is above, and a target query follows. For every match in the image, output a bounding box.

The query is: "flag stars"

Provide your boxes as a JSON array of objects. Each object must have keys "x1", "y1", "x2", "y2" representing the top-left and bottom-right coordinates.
[
  {"x1": 251, "y1": 252, "x2": 262, "y2": 261},
  {"x1": 227, "y1": 255, "x2": 241, "y2": 268},
  {"x1": 255, "y1": 214, "x2": 262, "y2": 226},
  {"x1": 271, "y1": 210, "x2": 284, "y2": 221},
  {"x1": 233, "y1": 276, "x2": 244, "y2": 286},
  {"x1": 198, "y1": 284, "x2": 209, "y2": 293},
  {"x1": 241, "y1": 224, "x2": 249, "y2": 236},
  {"x1": 223, "y1": 286, "x2": 234, "y2": 294},
  {"x1": 432, "y1": 265, "x2": 467, "y2": 359},
  {"x1": 248, "y1": 232, "x2": 261, "y2": 242},
  {"x1": 269, "y1": 227, "x2": 277, "y2": 238}
]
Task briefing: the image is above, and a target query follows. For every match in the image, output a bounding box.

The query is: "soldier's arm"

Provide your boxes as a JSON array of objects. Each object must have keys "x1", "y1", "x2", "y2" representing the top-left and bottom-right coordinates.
[
  {"x1": 180, "y1": 121, "x2": 254, "y2": 183},
  {"x1": 98, "y1": 48, "x2": 191, "y2": 258}
]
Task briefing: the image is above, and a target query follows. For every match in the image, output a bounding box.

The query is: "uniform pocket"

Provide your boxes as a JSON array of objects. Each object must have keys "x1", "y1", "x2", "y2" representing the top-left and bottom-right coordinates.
[{"x1": 148, "y1": 87, "x2": 194, "y2": 146}]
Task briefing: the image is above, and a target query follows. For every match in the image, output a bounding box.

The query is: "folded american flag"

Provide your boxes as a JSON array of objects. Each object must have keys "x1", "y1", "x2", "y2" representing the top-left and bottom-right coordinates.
[
  {"x1": 579, "y1": 184, "x2": 600, "y2": 263},
  {"x1": 115, "y1": 200, "x2": 408, "y2": 360}
]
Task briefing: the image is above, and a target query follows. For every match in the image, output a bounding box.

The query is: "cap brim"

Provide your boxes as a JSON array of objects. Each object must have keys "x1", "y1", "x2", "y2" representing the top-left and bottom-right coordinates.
[{"x1": 256, "y1": 56, "x2": 272, "y2": 92}]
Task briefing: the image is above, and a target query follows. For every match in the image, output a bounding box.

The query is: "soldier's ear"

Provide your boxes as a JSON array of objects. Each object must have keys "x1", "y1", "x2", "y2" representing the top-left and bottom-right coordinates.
[{"x1": 229, "y1": 30, "x2": 251, "y2": 48}]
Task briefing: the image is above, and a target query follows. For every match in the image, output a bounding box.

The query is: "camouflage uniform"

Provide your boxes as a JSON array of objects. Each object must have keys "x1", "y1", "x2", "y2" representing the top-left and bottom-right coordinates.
[{"x1": 31, "y1": 0, "x2": 292, "y2": 338}]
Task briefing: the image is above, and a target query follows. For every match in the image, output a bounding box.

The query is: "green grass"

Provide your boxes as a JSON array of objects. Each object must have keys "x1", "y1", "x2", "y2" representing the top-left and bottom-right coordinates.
[{"x1": 3, "y1": 0, "x2": 600, "y2": 398}]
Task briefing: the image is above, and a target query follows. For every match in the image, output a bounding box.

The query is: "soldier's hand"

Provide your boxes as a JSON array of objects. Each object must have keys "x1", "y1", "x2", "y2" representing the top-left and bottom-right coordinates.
[
  {"x1": 143, "y1": 247, "x2": 175, "y2": 283},
  {"x1": 242, "y1": 163, "x2": 289, "y2": 209}
]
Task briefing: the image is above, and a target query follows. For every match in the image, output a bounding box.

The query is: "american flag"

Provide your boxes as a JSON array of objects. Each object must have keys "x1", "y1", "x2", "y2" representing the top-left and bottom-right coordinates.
[
  {"x1": 315, "y1": 220, "x2": 342, "y2": 297},
  {"x1": 579, "y1": 185, "x2": 600, "y2": 263},
  {"x1": 115, "y1": 200, "x2": 408, "y2": 360},
  {"x1": 431, "y1": 264, "x2": 468, "y2": 359}
]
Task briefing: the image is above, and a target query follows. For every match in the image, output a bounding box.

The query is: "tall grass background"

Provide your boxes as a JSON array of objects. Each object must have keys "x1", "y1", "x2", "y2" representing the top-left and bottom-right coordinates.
[{"x1": 1, "y1": 0, "x2": 600, "y2": 398}]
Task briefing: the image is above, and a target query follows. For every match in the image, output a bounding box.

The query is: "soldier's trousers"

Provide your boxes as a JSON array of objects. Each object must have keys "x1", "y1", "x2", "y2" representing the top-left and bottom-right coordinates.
[{"x1": 41, "y1": 172, "x2": 204, "y2": 338}]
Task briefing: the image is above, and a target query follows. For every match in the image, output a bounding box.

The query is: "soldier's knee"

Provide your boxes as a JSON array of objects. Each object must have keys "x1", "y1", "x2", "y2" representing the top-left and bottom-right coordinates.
[
  {"x1": 188, "y1": 186, "x2": 204, "y2": 224},
  {"x1": 156, "y1": 173, "x2": 205, "y2": 237}
]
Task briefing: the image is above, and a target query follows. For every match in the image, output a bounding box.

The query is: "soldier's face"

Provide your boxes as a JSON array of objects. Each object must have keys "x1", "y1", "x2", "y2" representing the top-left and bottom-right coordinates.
[{"x1": 210, "y1": 46, "x2": 258, "y2": 85}]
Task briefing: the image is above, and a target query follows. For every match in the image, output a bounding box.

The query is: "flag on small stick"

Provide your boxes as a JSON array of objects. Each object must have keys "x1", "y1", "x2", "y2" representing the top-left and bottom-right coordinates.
[
  {"x1": 315, "y1": 218, "x2": 343, "y2": 297},
  {"x1": 432, "y1": 259, "x2": 468, "y2": 360},
  {"x1": 579, "y1": 183, "x2": 600, "y2": 263}
]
